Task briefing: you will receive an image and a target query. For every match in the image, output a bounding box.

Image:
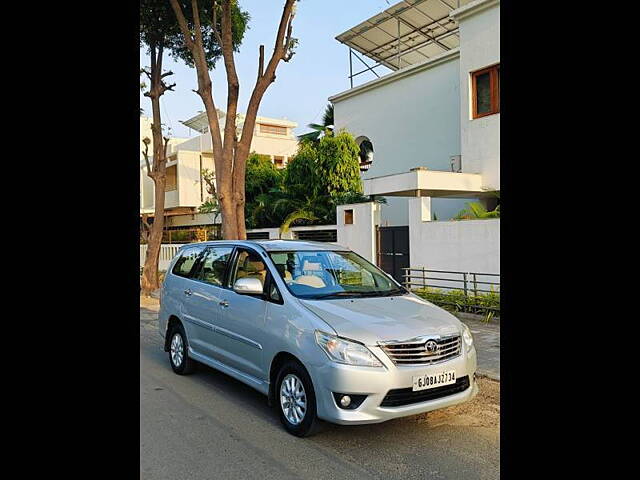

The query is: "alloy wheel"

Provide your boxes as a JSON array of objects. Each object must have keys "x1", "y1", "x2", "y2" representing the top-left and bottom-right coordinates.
[
  {"x1": 170, "y1": 333, "x2": 184, "y2": 367},
  {"x1": 280, "y1": 374, "x2": 307, "y2": 425}
]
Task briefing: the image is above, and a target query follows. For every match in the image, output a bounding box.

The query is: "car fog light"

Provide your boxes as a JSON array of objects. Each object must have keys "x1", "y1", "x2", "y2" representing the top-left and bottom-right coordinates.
[{"x1": 333, "y1": 392, "x2": 367, "y2": 409}]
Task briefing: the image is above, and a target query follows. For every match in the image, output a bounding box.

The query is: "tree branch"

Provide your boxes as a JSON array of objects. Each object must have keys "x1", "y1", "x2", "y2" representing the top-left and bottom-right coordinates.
[
  {"x1": 142, "y1": 138, "x2": 153, "y2": 177},
  {"x1": 191, "y1": 0, "x2": 204, "y2": 48},
  {"x1": 258, "y1": 45, "x2": 264, "y2": 79},
  {"x1": 239, "y1": 0, "x2": 296, "y2": 151},
  {"x1": 169, "y1": 0, "x2": 196, "y2": 51},
  {"x1": 163, "y1": 136, "x2": 171, "y2": 160},
  {"x1": 220, "y1": 0, "x2": 241, "y2": 168},
  {"x1": 212, "y1": 0, "x2": 223, "y2": 46}
]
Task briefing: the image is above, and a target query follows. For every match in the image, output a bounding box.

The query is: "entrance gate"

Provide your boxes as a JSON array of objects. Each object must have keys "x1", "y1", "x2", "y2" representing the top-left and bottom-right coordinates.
[{"x1": 376, "y1": 226, "x2": 410, "y2": 284}]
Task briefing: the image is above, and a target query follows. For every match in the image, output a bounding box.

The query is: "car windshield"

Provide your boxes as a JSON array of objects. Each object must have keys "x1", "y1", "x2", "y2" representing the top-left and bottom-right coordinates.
[{"x1": 268, "y1": 250, "x2": 406, "y2": 300}]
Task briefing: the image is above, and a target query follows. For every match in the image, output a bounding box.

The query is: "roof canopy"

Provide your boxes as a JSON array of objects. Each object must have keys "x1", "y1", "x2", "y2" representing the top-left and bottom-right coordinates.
[
  {"x1": 181, "y1": 111, "x2": 297, "y2": 134},
  {"x1": 336, "y1": 0, "x2": 471, "y2": 71}
]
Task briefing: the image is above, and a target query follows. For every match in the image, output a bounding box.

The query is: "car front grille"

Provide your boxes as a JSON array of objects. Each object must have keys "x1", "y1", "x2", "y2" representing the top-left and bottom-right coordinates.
[
  {"x1": 379, "y1": 334, "x2": 462, "y2": 366},
  {"x1": 380, "y1": 376, "x2": 470, "y2": 407}
]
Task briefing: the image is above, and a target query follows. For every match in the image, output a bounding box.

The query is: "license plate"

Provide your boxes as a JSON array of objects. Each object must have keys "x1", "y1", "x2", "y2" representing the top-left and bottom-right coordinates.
[{"x1": 412, "y1": 370, "x2": 456, "y2": 391}]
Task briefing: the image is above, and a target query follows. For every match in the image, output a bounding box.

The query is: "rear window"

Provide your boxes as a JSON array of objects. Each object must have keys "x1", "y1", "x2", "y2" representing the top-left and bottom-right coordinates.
[{"x1": 171, "y1": 246, "x2": 203, "y2": 278}]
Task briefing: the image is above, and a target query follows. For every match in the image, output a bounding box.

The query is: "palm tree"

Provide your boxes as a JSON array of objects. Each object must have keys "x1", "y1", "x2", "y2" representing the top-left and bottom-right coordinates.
[
  {"x1": 297, "y1": 104, "x2": 334, "y2": 142},
  {"x1": 280, "y1": 209, "x2": 318, "y2": 237},
  {"x1": 453, "y1": 190, "x2": 500, "y2": 220}
]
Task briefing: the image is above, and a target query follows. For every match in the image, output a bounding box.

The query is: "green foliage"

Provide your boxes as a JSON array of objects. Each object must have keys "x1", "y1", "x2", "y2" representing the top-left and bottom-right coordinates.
[
  {"x1": 414, "y1": 287, "x2": 500, "y2": 317},
  {"x1": 454, "y1": 190, "x2": 500, "y2": 220},
  {"x1": 245, "y1": 153, "x2": 285, "y2": 229},
  {"x1": 332, "y1": 191, "x2": 386, "y2": 206},
  {"x1": 280, "y1": 209, "x2": 318, "y2": 234},
  {"x1": 283, "y1": 141, "x2": 318, "y2": 198},
  {"x1": 316, "y1": 130, "x2": 363, "y2": 197},
  {"x1": 140, "y1": 0, "x2": 249, "y2": 70},
  {"x1": 453, "y1": 202, "x2": 500, "y2": 220},
  {"x1": 297, "y1": 104, "x2": 334, "y2": 142},
  {"x1": 244, "y1": 129, "x2": 371, "y2": 231}
]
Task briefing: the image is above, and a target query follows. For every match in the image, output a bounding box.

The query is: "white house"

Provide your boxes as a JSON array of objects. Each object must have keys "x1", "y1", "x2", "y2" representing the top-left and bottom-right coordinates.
[
  {"x1": 329, "y1": 0, "x2": 500, "y2": 280},
  {"x1": 139, "y1": 113, "x2": 299, "y2": 235}
]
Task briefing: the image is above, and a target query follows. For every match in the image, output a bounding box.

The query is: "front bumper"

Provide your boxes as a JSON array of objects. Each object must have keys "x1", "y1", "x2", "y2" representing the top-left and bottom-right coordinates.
[{"x1": 308, "y1": 344, "x2": 478, "y2": 425}]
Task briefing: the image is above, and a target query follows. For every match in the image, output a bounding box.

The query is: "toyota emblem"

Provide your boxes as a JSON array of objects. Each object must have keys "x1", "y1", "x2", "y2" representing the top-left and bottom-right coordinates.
[{"x1": 425, "y1": 340, "x2": 438, "y2": 353}]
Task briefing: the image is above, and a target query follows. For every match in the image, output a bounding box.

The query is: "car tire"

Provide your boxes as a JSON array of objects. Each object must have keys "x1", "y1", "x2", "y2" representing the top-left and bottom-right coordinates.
[
  {"x1": 275, "y1": 360, "x2": 320, "y2": 437},
  {"x1": 168, "y1": 324, "x2": 196, "y2": 375}
]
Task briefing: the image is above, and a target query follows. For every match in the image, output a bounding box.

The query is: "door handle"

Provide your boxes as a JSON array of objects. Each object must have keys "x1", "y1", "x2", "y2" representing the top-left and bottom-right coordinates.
[
  {"x1": 219, "y1": 300, "x2": 229, "y2": 308},
  {"x1": 184, "y1": 289, "x2": 192, "y2": 296}
]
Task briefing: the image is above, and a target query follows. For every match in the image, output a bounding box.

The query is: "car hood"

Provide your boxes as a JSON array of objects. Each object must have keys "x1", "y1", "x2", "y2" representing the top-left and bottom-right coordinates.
[{"x1": 299, "y1": 294, "x2": 462, "y2": 346}]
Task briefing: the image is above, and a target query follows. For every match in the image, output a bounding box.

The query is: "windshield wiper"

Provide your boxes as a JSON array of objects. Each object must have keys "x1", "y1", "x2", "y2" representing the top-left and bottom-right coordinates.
[
  {"x1": 307, "y1": 291, "x2": 368, "y2": 300},
  {"x1": 378, "y1": 288, "x2": 407, "y2": 297},
  {"x1": 308, "y1": 289, "x2": 405, "y2": 300}
]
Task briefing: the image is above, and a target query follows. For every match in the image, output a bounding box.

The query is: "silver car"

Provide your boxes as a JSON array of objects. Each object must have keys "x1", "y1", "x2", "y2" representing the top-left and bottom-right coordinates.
[{"x1": 159, "y1": 240, "x2": 478, "y2": 437}]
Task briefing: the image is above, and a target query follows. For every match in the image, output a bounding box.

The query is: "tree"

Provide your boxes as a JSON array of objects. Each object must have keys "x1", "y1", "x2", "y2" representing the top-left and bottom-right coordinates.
[
  {"x1": 140, "y1": 0, "x2": 247, "y2": 294},
  {"x1": 140, "y1": 0, "x2": 180, "y2": 295},
  {"x1": 453, "y1": 190, "x2": 500, "y2": 220},
  {"x1": 170, "y1": 0, "x2": 299, "y2": 240},
  {"x1": 316, "y1": 130, "x2": 362, "y2": 198},
  {"x1": 297, "y1": 103, "x2": 334, "y2": 142},
  {"x1": 244, "y1": 153, "x2": 284, "y2": 229},
  {"x1": 253, "y1": 129, "x2": 366, "y2": 232}
]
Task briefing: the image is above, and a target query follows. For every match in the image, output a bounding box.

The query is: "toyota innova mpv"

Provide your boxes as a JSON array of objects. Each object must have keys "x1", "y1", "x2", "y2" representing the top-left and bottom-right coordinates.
[{"x1": 159, "y1": 240, "x2": 477, "y2": 436}]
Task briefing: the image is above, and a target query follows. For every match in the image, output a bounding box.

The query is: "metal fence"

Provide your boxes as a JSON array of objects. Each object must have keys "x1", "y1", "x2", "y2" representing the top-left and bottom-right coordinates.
[
  {"x1": 402, "y1": 267, "x2": 500, "y2": 314},
  {"x1": 140, "y1": 244, "x2": 182, "y2": 272}
]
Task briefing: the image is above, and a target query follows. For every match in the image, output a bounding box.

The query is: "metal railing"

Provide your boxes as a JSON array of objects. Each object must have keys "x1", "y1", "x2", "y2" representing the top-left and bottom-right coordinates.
[
  {"x1": 140, "y1": 244, "x2": 182, "y2": 272},
  {"x1": 402, "y1": 267, "x2": 500, "y2": 314}
]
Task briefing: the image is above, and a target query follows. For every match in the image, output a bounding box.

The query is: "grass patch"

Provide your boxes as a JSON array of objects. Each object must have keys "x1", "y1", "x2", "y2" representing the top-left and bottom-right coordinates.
[{"x1": 413, "y1": 287, "x2": 500, "y2": 320}]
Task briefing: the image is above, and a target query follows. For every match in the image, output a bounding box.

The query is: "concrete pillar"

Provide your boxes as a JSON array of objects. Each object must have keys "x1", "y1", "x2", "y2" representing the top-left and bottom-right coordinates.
[
  {"x1": 336, "y1": 202, "x2": 381, "y2": 262},
  {"x1": 408, "y1": 196, "x2": 432, "y2": 222}
]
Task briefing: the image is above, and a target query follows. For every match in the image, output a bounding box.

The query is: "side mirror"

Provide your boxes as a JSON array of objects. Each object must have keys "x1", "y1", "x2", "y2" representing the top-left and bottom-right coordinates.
[{"x1": 233, "y1": 277, "x2": 264, "y2": 295}]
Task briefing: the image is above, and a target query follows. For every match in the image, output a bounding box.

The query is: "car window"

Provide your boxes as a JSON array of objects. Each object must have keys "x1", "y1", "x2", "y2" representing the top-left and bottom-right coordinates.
[
  {"x1": 171, "y1": 246, "x2": 204, "y2": 278},
  {"x1": 266, "y1": 273, "x2": 282, "y2": 303},
  {"x1": 196, "y1": 247, "x2": 234, "y2": 286},
  {"x1": 269, "y1": 250, "x2": 403, "y2": 299},
  {"x1": 229, "y1": 249, "x2": 267, "y2": 289}
]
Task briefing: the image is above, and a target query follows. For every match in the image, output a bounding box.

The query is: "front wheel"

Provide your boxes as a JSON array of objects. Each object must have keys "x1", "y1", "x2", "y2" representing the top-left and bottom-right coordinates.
[
  {"x1": 168, "y1": 325, "x2": 196, "y2": 375},
  {"x1": 275, "y1": 360, "x2": 320, "y2": 437}
]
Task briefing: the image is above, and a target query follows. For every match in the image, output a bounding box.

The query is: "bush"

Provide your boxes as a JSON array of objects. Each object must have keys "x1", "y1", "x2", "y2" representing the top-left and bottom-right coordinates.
[{"x1": 414, "y1": 287, "x2": 500, "y2": 318}]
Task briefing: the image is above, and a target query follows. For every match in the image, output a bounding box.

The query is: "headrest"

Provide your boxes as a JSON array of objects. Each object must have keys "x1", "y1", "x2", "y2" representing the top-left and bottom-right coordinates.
[
  {"x1": 245, "y1": 259, "x2": 265, "y2": 272},
  {"x1": 302, "y1": 261, "x2": 322, "y2": 271}
]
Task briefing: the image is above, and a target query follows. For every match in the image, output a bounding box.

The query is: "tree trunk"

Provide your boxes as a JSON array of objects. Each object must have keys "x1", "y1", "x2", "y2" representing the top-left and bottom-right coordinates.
[
  {"x1": 141, "y1": 42, "x2": 173, "y2": 296},
  {"x1": 141, "y1": 173, "x2": 166, "y2": 294},
  {"x1": 169, "y1": 0, "x2": 296, "y2": 241}
]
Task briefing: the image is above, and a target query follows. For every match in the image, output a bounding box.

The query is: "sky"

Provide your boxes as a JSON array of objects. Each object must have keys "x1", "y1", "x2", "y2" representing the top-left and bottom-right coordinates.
[{"x1": 140, "y1": 0, "x2": 395, "y2": 139}]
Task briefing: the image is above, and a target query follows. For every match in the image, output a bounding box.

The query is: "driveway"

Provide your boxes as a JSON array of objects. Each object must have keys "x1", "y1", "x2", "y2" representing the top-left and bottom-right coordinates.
[{"x1": 140, "y1": 297, "x2": 499, "y2": 480}]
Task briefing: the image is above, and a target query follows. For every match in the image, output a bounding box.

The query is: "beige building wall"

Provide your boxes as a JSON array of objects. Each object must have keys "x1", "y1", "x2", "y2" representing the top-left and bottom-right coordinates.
[
  {"x1": 140, "y1": 115, "x2": 299, "y2": 218},
  {"x1": 140, "y1": 116, "x2": 188, "y2": 211}
]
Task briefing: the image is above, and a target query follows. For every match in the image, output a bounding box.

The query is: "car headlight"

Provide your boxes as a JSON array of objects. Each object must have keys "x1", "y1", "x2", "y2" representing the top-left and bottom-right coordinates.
[
  {"x1": 462, "y1": 323, "x2": 474, "y2": 348},
  {"x1": 315, "y1": 331, "x2": 384, "y2": 367}
]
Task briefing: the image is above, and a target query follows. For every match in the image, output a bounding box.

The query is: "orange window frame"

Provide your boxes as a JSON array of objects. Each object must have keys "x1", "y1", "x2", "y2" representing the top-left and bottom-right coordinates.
[{"x1": 471, "y1": 64, "x2": 500, "y2": 119}]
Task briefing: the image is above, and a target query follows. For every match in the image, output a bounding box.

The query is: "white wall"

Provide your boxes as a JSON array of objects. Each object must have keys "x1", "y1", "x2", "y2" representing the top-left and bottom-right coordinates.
[
  {"x1": 456, "y1": 0, "x2": 500, "y2": 189},
  {"x1": 246, "y1": 225, "x2": 339, "y2": 240},
  {"x1": 331, "y1": 50, "x2": 471, "y2": 224},
  {"x1": 336, "y1": 203, "x2": 381, "y2": 262},
  {"x1": 408, "y1": 205, "x2": 499, "y2": 274}
]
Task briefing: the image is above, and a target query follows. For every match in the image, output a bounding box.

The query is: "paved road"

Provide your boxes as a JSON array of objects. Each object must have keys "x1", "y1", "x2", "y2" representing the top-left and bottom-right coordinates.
[
  {"x1": 140, "y1": 299, "x2": 499, "y2": 480},
  {"x1": 458, "y1": 317, "x2": 500, "y2": 381}
]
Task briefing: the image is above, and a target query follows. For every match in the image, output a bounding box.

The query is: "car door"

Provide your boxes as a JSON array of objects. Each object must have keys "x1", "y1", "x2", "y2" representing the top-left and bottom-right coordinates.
[
  {"x1": 164, "y1": 245, "x2": 207, "y2": 347},
  {"x1": 184, "y1": 245, "x2": 235, "y2": 360},
  {"x1": 215, "y1": 247, "x2": 269, "y2": 380}
]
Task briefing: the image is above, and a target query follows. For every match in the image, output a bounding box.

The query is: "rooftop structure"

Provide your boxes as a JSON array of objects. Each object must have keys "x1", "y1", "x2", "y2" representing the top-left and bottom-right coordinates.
[{"x1": 335, "y1": 0, "x2": 472, "y2": 87}]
